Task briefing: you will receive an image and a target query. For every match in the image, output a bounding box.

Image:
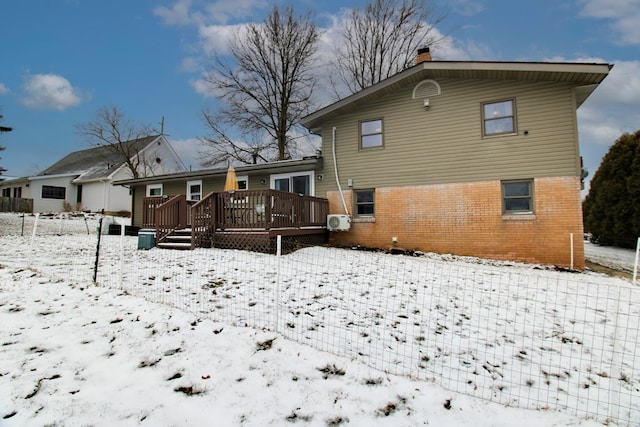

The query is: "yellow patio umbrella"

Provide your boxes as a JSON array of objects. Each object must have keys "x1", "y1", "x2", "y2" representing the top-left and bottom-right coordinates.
[{"x1": 224, "y1": 165, "x2": 238, "y2": 191}]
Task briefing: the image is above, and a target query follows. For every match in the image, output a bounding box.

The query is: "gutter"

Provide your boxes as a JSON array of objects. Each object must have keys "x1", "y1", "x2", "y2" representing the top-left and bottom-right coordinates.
[{"x1": 113, "y1": 157, "x2": 324, "y2": 186}]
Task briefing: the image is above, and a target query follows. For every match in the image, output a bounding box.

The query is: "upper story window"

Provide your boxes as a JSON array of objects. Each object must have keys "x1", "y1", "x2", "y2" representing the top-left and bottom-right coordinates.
[
  {"x1": 354, "y1": 189, "x2": 375, "y2": 217},
  {"x1": 502, "y1": 179, "x2": 533, "y2": 214},
  {"x1": 186, "y1": 180, "x2": 202, "y2": 201},
  {"x1": 42, "y1": 185, "x2": 66, "y2": 200},
  {"x1": 146, "y1": 184, "x2": 163, "y2": 197},
  {"x1": 482, "y1": 99, "x2": 516, "y2": 137},
  {"x1": 360, "y1": 119, "x2": 383, "y2": 149}
]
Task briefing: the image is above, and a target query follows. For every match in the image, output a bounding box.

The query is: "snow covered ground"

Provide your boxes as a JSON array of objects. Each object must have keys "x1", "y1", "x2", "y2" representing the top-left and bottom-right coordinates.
[
  {"x1": 584, "y1": 241, "x2": 638, "y2": 274},
  {"x1": 0, "y1": 213, "x2": 638, "y2": 426}
]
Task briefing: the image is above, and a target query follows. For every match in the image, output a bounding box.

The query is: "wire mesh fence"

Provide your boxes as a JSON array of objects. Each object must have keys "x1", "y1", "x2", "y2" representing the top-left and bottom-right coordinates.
[{"x1": 0, "y1": 212, "x2": 638, "y2": 425}]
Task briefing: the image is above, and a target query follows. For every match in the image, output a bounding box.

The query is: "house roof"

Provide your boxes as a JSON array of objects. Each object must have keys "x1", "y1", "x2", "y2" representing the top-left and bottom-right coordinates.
[
  {"x1": 113, "y1": 157, "x2": 324, "y2": 186},
  {"x1": 301, "y1": 60, "x2": 613, "y2": 132},
  {"x1": 39, "y1": 135, "x2": 161, "y2": 182}
]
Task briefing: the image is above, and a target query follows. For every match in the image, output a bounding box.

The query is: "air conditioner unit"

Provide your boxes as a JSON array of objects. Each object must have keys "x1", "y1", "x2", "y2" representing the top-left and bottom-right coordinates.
[{"x1": 327, "y1": 214, "x2": 351, "y2": 231}]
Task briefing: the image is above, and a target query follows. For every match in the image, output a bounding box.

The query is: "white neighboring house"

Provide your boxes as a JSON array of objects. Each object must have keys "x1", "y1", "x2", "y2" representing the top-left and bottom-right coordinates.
[{"x1": 1, "y1": 135, "x2": 187, "y2": 213}]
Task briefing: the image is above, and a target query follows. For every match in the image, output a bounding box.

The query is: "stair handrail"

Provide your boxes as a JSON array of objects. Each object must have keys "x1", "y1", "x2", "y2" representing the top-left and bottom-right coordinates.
[
  {"x1": 190, "y1": 191, "x2": 217, "y2": 249},
  {"x1": 155, "y1": 194, "x2": 187, "y2": 244}
]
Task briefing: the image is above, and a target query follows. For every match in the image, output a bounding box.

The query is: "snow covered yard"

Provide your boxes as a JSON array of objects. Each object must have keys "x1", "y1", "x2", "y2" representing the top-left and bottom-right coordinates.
[
  {"x1": 584, "y1": 241, "x2": 637, "y2": 274},
  {"x1": 1, "y1": 265, "x2": 606, "y2": 427},
  {"x1": 0, "y1": 213, "x2": 638, "y2": 425}
]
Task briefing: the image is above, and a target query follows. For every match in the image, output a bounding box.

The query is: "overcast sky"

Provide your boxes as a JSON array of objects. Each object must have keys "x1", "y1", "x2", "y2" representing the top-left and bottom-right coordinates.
[{"x1": 1, "y1": 0, "x2": 638, "y2": 194}]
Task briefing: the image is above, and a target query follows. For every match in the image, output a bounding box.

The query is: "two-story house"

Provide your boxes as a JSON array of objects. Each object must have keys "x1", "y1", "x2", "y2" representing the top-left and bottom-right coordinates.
[
  {"x1": 117, "y1": 54, "x2": 611, "y2": 269},
  {"x1": 301, "y1": 52, "x2": 612, "y2": 269}
]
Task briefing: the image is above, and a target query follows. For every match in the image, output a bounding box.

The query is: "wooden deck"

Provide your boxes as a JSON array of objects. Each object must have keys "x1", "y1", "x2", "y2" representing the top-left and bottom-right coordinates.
[{"x1": 142, "y1": 189, "x2": 329, "y2": 250}]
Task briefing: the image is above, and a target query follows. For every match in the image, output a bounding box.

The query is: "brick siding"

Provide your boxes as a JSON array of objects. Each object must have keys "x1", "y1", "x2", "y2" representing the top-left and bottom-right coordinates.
[{"x1": 326, "y1": 176, "x2": 584, "y2": 269}]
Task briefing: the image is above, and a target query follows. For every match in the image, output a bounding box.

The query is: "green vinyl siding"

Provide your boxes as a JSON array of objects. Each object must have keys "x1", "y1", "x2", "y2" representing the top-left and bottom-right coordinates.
[
  {"x1": 131, "y1": 172, "x2": 279, "y2": 226},
  {"x1": 314, "y1": 78, "x2": 580, "y2": 196}
]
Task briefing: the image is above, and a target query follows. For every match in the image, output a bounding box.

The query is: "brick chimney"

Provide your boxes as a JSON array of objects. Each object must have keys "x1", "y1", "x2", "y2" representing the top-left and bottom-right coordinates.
[{"x1": 416, "y1": 47, "x2": 432, "y2": 64}]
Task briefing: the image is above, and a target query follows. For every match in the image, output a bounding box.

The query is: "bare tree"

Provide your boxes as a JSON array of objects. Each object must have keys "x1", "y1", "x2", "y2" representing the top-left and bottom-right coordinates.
[
  {"x1": 76, "y1": 106, "x2": 159, "y2": 179},
  {"x1": 332, "y1": 0, "x2": 445, "y2": 96},
  {"x1": 200, "y1": 5, "x2": 321, "y2": 167},
  {"x1": 0, "y1": 112, "x2": 12, "y2": 175}
]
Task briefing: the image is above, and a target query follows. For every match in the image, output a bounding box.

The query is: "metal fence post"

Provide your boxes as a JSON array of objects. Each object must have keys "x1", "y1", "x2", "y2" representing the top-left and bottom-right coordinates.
[
  {"x1": 83, "y1": 213, "x2": 90, "y2": 235},
  {"x1": 93, "y1": 216, "x2": 103, "y2": 284}
]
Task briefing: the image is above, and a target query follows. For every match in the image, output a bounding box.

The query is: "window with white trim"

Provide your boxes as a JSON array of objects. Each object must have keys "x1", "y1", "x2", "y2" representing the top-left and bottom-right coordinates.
[
  {"x1": 502, "y1": 179, "x2": 533, "y2": 214},
  {"x1": 237, "y1": 175, "x2": 248, "y2": 190},
  {"x1": 186, "y1": 180, "x2": 202, "y2": 201},
  {"x1": 482, "y1": 99, "x2": 516, "y2": 136},
  {"x1": 146, "y1": 184, "x2": 163, "y2": 197}
]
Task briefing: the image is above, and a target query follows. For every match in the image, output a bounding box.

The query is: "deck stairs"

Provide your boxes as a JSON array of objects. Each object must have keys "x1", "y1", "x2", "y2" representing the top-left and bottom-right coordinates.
[{"x1": 157, "y1": 228, "x2": 193, "y2": 250}]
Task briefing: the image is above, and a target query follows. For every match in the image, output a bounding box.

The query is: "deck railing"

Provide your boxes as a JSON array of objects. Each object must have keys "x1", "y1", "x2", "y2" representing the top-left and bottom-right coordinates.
[
  {"x1": 213, "y1": 189, "x2": 328, "y2": 230},
  {"x1": 143, "y1": 190, "x2": 329, "y2": 249},
  {"x1": 141, "y1": 196, "x2": 165, "y2": 229},
  {"x1": 190, "y1": 192, "x2": 217, "y2": 249},
  {"x1": 155, "y1": 194, "x2": 189, "y2": 243}
]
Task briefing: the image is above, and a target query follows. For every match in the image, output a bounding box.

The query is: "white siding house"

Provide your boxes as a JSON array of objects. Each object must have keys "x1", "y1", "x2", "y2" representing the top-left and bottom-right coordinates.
[{"x1": 0, "y1": 135, "x2": 187, "y2": 213}]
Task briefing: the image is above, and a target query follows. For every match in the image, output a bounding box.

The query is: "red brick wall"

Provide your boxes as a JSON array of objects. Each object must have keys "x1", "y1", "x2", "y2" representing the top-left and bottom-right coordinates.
[{"x1": 327, "y1": 176, "x2": 584, "y2": 269}]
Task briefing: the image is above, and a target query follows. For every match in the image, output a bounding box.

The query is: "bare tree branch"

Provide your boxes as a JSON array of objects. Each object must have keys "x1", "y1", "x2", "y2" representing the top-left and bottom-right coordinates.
[
  {"x1": 332, "y1": 0, "x2": 446, "y2": 96},
  {"x1": 75, "y1": 106, "x2": 159, "y2": 179},
  {"x1": 200, "y1": 5, "x2": 322, "y2": 167}
]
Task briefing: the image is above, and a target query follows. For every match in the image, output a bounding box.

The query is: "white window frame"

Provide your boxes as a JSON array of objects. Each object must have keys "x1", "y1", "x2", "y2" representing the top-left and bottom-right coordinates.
[
  {"x1": 270, "y1": 171, "x2": 315, "y2": 196},
  {"x1": 186, "y1": 180, "x2": 202, "y2": 201},
  {"x1": 146, "y1": 184, "x2": 163, "y2": 197},
  {"x1": 237, "y1": 175, "x2": 248, "y2": 190}
]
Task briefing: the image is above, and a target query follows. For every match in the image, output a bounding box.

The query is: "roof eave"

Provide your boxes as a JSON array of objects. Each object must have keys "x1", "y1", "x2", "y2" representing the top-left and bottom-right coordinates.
[
  {"x1": 29, "y1": 173, "x2": 80, "y2": 181},
  {"x1": 113, "y1": 157, "x2": 323, "y2": 186},
  {"x1": 301, "y1": 61, "x2": 613, "y2": 130}
]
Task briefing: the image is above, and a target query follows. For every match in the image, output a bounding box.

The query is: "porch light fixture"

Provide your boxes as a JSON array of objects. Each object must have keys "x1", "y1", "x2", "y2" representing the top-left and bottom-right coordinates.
[{"x1": 423, "y1": 98, "x2": 430, "y2": 109}]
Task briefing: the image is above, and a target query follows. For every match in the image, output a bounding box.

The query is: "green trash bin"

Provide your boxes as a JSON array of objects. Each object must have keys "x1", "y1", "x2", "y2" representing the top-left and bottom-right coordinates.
[{"x1": 138, "y1": 229, "x2": 156, "y2": 250}]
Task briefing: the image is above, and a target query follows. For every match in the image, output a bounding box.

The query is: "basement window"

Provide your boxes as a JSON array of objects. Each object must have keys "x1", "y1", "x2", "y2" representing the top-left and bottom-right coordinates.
[
  {"x1": 354, "y1": 189, "x2": 375, "y2": 217},
  {"x1": 502, "y1": 179, "x2": 533, "y2": 214}
]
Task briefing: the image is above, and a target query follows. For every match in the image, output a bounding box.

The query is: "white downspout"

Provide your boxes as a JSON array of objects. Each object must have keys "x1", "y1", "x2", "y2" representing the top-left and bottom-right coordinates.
[{"x1": 332, "y1": 126, "x2": 350, "y2": 217}]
